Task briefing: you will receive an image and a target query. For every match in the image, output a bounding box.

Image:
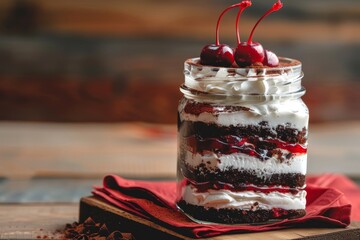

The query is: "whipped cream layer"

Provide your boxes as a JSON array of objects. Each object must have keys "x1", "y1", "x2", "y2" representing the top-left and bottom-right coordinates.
[
  {"x1": 184, "y1": 57, "x2": 303, "y2": 96},
  {"x1": 181, "y1": 184, "x2": 306, "y2": 210},
  {"x1": 184, "y1": 151, "x2": 307, "y2": 177},
  {"x1": 179, "y1": 99, "x2": 309, "y2": 130}
]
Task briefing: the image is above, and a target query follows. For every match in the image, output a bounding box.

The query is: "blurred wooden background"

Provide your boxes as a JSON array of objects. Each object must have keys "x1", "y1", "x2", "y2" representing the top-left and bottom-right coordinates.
[
  {"x1": 0, "y1": 0, "x2": 359, "y2": 123},
  {"x1": 0, "y1": 0, "x2": 359, "y2": 209}
]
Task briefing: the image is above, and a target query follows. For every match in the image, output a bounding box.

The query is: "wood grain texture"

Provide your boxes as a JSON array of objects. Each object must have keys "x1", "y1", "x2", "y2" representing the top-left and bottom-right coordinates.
[
  {"x1": 0, "y1": 122, "x2": 177, "y2": 179},
  {"x1": 0, "y1": 200, "x2": 358, "y2": 240},
  {"x1": 0, "y1": 178, "x2": 100, "y2": 202},
  {"x1": 79, "y1": 196, "x2": 360, "y2": 240},
  {"x1": 0, "y1": 0, "x2": 359, "y2": 42},
  {"x1": 0, "y1": 76, "x2": 359, "y2": 123},
  {"x1": 0, "y1": 203, "x2": 77, "y2": 239},
  {"x1": 0, "y1": 1, "x2": 358, "y2": 123},
  {"x1": 0, "y1": 121, "x2": 359, "y2": 179},
  {"x1": 80, "y1": 197, "x2": 190, "y2": 240},
  {"x1": 0, "y1": 77, "x2": 182, "y2": 123}
]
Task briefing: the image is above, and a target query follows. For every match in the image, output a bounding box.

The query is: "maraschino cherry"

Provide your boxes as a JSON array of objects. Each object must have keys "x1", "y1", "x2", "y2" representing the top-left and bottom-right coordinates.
[
  {"x1": 200, "y1": 1, "x2": 252, "y2": 67},
  {"x1": 235, "y1": 0, "x2": 283, "y2": 67},
  {"x1": 264, "y1": 50, "x2": 279, "y2": 67}
]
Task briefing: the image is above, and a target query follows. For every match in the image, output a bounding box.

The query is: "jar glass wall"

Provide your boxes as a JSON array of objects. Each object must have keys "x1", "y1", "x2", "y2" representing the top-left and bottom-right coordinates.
[{"x1": 176, "y1": 58, "x2": 309, "y2": 224}]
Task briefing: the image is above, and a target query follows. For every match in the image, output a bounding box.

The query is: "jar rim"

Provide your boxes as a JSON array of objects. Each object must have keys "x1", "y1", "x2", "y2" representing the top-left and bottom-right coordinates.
[
  {"x1": 182, "y1": 57, "x2": 305, "y2": 102},
  {"x1": 185, "y1": 57, "x2": 301, "y2": 72}
]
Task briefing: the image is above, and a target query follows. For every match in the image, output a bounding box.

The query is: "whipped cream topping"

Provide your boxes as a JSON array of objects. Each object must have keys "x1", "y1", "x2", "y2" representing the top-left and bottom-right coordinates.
[
  {"x1": 179, "y1": 98, "x2": 309, "y2": 130},
  {"x1": 184, "y1": 58, "x2": 303, "y2": 97},
  {"x1": 181, "y1": 184, "x2": 306, "y2": 210},
  {"x1": 184, "y1": 151, "x2": 307, "y2": 177}
]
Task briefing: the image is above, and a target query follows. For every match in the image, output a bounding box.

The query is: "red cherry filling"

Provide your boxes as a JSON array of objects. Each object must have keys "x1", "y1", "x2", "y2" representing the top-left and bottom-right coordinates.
[
  {"x1": 235, "y1": 0, "x2": 283, "y2": 67},
  {"x1": 200, "y1": 1, "x2": 251, "y2": 67},
  {"x1": 186, "y1": 135, "x2": 306, "y2": 160},
  {"x1": 200, "y1": 44, "x2": 234, "y2": 67}
]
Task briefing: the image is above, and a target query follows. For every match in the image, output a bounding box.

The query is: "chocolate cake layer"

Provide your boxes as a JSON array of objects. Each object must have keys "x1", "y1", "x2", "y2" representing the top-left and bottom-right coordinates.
[
  {"x1": 179, "y1": 161, "x2": 306, "y2": 188},
  {"x1": 177, "y1": 200, "x2": 306, "y2": 224},
  {"x1": 179, "y1": 120, "x2": 307, "y2": 145}
]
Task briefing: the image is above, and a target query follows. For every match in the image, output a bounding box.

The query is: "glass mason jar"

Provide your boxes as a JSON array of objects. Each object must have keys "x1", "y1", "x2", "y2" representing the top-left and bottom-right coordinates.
[{"x1": 176, "y1": 57, "x2": 309, "y2": 224}]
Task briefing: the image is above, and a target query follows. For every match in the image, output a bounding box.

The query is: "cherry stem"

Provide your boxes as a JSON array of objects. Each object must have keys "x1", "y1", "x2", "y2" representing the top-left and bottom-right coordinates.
[
  {"x1": 216, "y1": 2, "x2": 248, "y2": 46},
  {"x1": 247, "y1": 0, "x2": 283, "y2": 44},
  {"x1": 236, "y1": 1, "x2": 252, "y2": 44}
]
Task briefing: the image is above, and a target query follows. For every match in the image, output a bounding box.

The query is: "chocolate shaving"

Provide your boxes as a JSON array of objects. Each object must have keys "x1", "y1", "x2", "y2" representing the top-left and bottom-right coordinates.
[{"x1": 62, "y1": 217, "x2": 135, "y2": 240}]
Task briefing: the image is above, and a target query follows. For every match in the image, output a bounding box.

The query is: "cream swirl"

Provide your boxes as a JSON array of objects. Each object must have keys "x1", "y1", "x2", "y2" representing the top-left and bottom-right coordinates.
[
  {"x1": 183, "y1": 57, "x2": 303, "y2": 97},
  {"x1": 178, "y1": 97, "x2": 309, "y2": 129},
  {"x1": 181, "y1": 185, "x2": 306, "y2": 210},
  {"x1": 184, "y1": 151, "x2": 307, "y2": 177}
]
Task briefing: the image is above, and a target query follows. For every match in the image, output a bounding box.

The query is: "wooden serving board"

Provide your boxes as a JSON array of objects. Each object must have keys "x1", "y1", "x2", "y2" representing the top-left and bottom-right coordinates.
[{"x1": 79, "y1": 196, "x2": 360, "y2": 240}]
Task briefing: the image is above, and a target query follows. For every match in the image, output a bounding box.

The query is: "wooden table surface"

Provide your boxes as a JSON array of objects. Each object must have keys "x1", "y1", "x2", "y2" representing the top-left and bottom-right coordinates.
[
  {"x1": 1, "y1": 203, "x2": 359, "y2": 240},
  {"x1": 0, "y1": 121, "x2": 359, "y2": 239},
  {"x1": 0, "y1": 121, "x2": 360, "y2": 179}
]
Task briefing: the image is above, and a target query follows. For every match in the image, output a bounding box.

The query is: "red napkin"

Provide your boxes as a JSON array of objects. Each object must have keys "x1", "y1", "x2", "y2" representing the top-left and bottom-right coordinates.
[
  {"x1": 307, "y1": 174, "x2": 360, "y2": 222},
  {"x1": 93, "y1": 174, "x2": 354, "y2": 238}
]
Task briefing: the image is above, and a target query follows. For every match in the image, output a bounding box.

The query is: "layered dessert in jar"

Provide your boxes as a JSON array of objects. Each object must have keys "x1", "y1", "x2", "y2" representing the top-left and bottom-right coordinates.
[{"x1": 176, "y1": 0, "x2": 309, "y2": 224}]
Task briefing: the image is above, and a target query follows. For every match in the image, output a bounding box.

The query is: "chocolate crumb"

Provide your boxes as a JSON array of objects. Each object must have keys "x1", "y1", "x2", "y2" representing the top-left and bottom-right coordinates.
[
  {"x1": 106, "y1": 231, "x2": 123, "y2": 240},
  {"x1": 99, "y1": 224, "x2": 109, "y2": 236},
  {"x1": 84, "y1": 217, "x2": 96, "y2": 226},
  {"x1": 76, "y1": 234, "x2": 89, "y2": 240},
  {"x1": 62, "y1": 217, "x2": 135, "y2": 240},
  {"x1": 121, "y1": 233, "x2": 134, "y2": 240}
]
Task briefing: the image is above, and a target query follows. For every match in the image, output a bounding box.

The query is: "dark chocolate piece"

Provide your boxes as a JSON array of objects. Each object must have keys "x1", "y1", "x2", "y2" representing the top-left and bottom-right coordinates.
[{"x1": 62, "y1": 218, "x2": 135, "y2": 240}]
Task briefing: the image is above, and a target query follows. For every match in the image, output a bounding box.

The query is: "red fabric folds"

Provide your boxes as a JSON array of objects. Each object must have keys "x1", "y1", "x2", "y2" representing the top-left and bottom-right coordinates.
[{"x1": 93, "y1": 174, "x2": 355, "y2": 238}]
